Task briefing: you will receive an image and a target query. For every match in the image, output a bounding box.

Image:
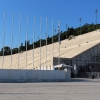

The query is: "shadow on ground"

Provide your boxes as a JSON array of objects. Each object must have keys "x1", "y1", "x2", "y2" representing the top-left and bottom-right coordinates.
[{"x1": 71, "y1": 78, "x2": 100, "y2": 83}]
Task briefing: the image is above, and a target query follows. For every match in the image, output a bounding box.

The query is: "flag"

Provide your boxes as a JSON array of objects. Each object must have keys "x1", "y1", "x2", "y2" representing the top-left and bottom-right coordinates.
[{"x1": 58, "y1": 22, "x2": 61, "y2": 44}]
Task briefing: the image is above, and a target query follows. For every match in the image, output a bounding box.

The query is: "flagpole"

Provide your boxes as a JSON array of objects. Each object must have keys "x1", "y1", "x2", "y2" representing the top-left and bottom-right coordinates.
[
  {"x1": 66, "y1": 24, "x2": 68, "y2": 40},
  {"x1": 18, "y1": 14, "x2": 21, "y2": 69},
  {"x1": 10, "y1": 12, "x2": 14, "y2": 69},
  {"x1": 40, "y1": 17, "x2": 42, "y2": 70},
  {"x1": 52, "y1": 19, "x2": 54, "y2": 70},
  {"x1": 58, "y1": 20, "x2": 60, "y2": 69},
  {"x1": 59, "y1": 20, "x2": 60, "y2": 68},
  {"x1": 58, "y1": 32, "x2": 60, "y2": 66},
  {"x1": 38, "y1": 36, "x2": 39, "y2": 69},
  {"x1": 33, "y1": 17, "x2": 35, "y2": 69},
  {"x1": 26, "y1": 15, "x2": 28, "y2": 69},
  {"x1": 46, "y1": 17, "x2": 48, "y2": 70},
  {"x1": 2, "y1": 11, "x2": 6, "y2": 69}
]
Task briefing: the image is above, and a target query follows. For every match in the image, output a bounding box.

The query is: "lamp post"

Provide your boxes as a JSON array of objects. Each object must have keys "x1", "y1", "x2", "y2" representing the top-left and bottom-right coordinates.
[
  {"x1": 79, "y1": 18, "x2": 82, "y2": 35},
  {"x1": 95, "y1": 9, "x2": 98, "y2": 30}
]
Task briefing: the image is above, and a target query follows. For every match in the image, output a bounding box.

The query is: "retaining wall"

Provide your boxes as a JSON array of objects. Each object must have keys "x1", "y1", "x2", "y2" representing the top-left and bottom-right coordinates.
[{"x1": 0, "y1": 69, "x2": 71, "y2": 82}]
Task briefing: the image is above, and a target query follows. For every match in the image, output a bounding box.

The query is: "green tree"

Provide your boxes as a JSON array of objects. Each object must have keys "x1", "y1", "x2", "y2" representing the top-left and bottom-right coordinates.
[{"x1": 1, "y1": 46, "x2": 11, "y2": 55}]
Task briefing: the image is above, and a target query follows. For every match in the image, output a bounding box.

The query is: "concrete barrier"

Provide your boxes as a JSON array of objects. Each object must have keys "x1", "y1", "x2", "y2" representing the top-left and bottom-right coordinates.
[{"x1": 0, "y1": 69, "x2": 71, "y2": 82}]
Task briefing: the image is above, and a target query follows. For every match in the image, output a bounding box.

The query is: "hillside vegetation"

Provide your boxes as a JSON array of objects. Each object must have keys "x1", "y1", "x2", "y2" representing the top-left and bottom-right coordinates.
[{"x1": 0, "y1": 23, "x2": 100, "y2": 56}]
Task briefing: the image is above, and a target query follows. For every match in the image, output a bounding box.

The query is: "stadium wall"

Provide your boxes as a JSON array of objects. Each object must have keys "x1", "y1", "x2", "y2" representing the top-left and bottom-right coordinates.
[
  {"x1": 72, "y1": 43, "x2": 100, "y2": 68},
  {"x1": 0, "y1": 69, "x2": 71, "y2": 82},
  {"x1": 53, "y1": 43, "x2": 100, "y2": 74}
]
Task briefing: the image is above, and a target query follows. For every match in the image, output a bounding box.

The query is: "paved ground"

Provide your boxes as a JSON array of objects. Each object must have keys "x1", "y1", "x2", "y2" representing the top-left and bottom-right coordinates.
[{"x1": 0, "y1": 78, "x2": 100, "y2": 100}]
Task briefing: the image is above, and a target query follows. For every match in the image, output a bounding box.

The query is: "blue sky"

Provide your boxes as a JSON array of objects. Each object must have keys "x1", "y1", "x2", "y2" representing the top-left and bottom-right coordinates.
[{"x1": 0, "y1": 0, "x2": 100, "y2": 50}]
